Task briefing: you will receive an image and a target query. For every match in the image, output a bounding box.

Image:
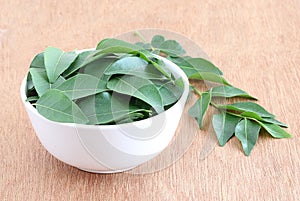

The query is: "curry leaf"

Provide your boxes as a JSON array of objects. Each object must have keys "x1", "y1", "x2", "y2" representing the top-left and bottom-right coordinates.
[
  {"x1": 55, "y1": 74, "x2": 107, "y2": 100},
  {"x1": 29, "y1": 68, "x2": 49, "y2": 96},
  {"x1": 258, "y1": 122, "x2": 292, "y2": 138},
  {"x1": 30, "y1": 53, "x2": 45, "y2": 68},
  {"x1": 44, "y1": 47, "x2": 78, "y2": 83},
  {"x1": 211, "y1": 85, "x2": 257, "y2": 99},
  {"x1": 36, "y1": 89, "x2": 88, "y2": 124},
  {"x1": 151, "y1": 35, "x2": 165, "y2": 48},
  {"x1": 29, "y1": 68, "x2": 65, "y2": 96},
  {"x1": 63, "y1": 50, "x2": 95, "y2": 77},
  {"x1": 105, "y1": 56, "x2": 165, "y2": 80},
  {"x1": 240, "y1": 111, "x2": 288, "y2": 127},
  {"x1": 77, "y1": 92, "x2": 150, "y2": 124},
  {"x1": 235, "y1": 119, "x2": 261, "y2": 156},
  {"x1": 189, "y1": 72, "x2": 231, "y2": 85},
  {"x1": 212, "y1": 112, "x2": 242, "y2": 146},
  {"x1": 218, "y1": 102, "x2": 275, "y2": 118},
  {"x1": 107, "y1": 75, "x2": 164, "y2": 113},
  {"x1": 153, "y1": 78, "x2": 184, "y2": 106},
  {"x1": 170, "y1": 56, "x2": 223, "y2": 76},
  {"x1": 83, "y1": 57, "x2": 118, "y2": 79},
  {"x1": 188, "y1": 91, "x2": 212, "y2": 129}
]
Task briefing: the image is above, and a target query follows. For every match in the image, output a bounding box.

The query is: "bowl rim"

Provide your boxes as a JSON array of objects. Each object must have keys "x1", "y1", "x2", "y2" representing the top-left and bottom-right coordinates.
[{"x1": 20, "y1": 55, "x2": 190, "y2": 129}]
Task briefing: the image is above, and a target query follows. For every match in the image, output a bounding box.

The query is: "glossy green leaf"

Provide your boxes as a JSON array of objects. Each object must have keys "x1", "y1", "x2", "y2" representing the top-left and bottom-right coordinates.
[
  {"x1": 189, "y1": 72, "x2": 231, "y2": 85},
  {"x1": 261, "y1": 117, "x2": 288, "y2": 128},
  {"x1": 135, "y1": 42, "x2": 152, "y2": 50},
  {"x1": 151, "y1": 35, "x2": 165, "y2": 48},
  {"x1": 212, "y1": 112, "x2": 241, "y2": 146},
  {"x1": 55, "y1": 74, "x2": 107, "y2": 100},
  {"x1": 150, "y1": 34, "x2": 186, "y2": 56},
  {"x1": 29, "y1": 68, "x2": 65, "y2": 96},
  {"x1": 211, "y1": 86, "x2": 257, "y2": 99},
  {"x1": 235, "y1": 119, "x2": 261, "y2": 156},
  {"x1": 94, "y1": 38, "x2": 172, "y2": 79},
  {"x1": 219, "y1": 102, "x2": 275, "y2": 118},
  {"x1": 170, "y1": 56, "x2": 223, "y2": 76},
  {"x1": 259, "y1": 122, "x2": 292, "y2": 138},
  {"x1": 240, "y1": 111, "x2": 288, "y2": 128},
  {"x1": 77, "y1": 92, "x2": 150, "y2": 124},
  {"x1": 63, "y1": 50, "x2": 95, "y2": 77},
  {"x1": 105, "y1": 56, "x2": 165, "y2": 80},
  {"x1": 82, "y1": 57, "x2": 117, "y2": 80},
  {"x1": 188, "y1": 91, "x2": 212, "y2": 129},
  {"x1": 36, "y1": 89, "x2": 88, "y2": 124},
  {"x1": 44, "y1": 47, "x2": 78, "y2": 83},
  {"x1": 29, "y1": 68, "x2": 49, "y2": 96},
  {"x1": 153, "y1": 78, "x2": 184, "y2": 106},
  {"x1": 96, "y1": 38, "x2": 142, "y2": 51},
  {"x1": 107, "y1": 75, "x2": 164, "y2": 113},
  {"x1": 157, "y1": 40, "x2": 186, "y2": 56},
  {"x1": 30, "y1": 53, "x2": 45, "y2": 68}
]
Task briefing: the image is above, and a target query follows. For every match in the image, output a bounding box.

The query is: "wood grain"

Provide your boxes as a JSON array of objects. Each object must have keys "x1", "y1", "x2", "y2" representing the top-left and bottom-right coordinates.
[{"x1": 1, "y1": 0, "x2": 299, "y2": 200}]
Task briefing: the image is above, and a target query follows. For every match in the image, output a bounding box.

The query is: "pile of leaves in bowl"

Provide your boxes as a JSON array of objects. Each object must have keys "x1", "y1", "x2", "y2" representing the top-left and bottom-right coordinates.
[{"x1": 26, "y1": 34, "x2": 291, "y2": 156}]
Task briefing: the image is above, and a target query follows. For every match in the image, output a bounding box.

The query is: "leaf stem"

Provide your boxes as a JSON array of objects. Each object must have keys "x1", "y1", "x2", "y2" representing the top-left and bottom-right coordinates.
[
  {"x1": 210, "y1": 101, "x2": 219, "y2": 109},
  {"x1": 191, "y1": 85, "x2": 203, "y2": 96},
  {"x1": 134, "y1": 31, "x2": 147, "y2": 43}
]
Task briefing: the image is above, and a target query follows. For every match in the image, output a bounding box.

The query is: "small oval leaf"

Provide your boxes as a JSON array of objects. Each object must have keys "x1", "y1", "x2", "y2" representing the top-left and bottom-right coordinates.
[
  {"x1": 36, "y1": 89, "x2": 88, "y2": 124},
  {"x1": 211, "y1": 86, "x2": 257, "y2": 99},
  {"x1": 107, "y1": 75, "x2": 164, "y2": 113},
  {"x1": 235, "y1": 119, "x2": 261, "y2": 156},
  {"x1": 212, "y1": 112, "x2": 241, "y2": 146},
  {"x1": 188, "y1": 91, "x2": 212, "y2": 129}
]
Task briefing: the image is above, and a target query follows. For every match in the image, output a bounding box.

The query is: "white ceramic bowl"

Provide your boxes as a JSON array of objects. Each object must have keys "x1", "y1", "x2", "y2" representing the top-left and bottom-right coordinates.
[{"x1": 20, "y1": 56, "x2": 189, "y2": 173}]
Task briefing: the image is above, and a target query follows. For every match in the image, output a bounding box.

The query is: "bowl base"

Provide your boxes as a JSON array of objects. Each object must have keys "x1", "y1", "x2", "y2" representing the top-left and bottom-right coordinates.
[{"x1": 77, "y1": 166, "x2": 136, "y2": 174}]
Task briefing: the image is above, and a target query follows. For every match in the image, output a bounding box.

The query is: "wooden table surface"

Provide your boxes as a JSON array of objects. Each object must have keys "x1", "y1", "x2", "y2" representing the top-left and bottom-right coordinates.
[{"x1": 1, "y1": 0, "x2": 299, "y2": 200}]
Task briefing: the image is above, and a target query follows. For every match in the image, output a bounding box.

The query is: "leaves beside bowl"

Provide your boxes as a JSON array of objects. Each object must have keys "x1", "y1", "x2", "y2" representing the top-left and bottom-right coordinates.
[{"x1": 26, "y1": 33, "x2": 291, "y2": 156}]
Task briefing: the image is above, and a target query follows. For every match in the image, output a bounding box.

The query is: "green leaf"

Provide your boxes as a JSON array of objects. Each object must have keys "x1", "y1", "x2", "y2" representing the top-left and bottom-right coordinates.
[
  {"x1": 30, "y1": 53, "x2": 45, "y2": 68},
  {"x1": 29, "y1": 68, "x2": 65, "y2": 96},
  {"x1": 156, "y1": 40, "x2": 186, "y2": 56},
  {"x1": 36, "y1": 89, "x2": 88, "y2": 124},
  {"x1": 25, "y1": 96, "x2": 39, "y2": 102},
  {"x1": 235, "y1": 119, "x2": 261, "y2": 156},
  {"x1": 151, "y1": 35, "x2": 165, "y2": 48},
  {"x1": 212, "y1": 112, "x2": 242, "y2": 146},
  {"x1": 219, "y1": 102, "x2": 275, "y2": 118},
  {"x1": 55, "y1": 74, "x2": 107, "y2": 100},
  {"x1": 188, "y1": 91, "x2": 212, "y2": 129},
  {"x1": 83, "y1": 57, "x2": 118, "y2": 79},
  {"x1": 153, "y1": 78, "x2": 184, "y2": 106},
  {"x1": 96, "y1": 38, "x2": 142, "y2": 51},
  {"x1": 135, "y1": 42, "x2": 152, "y2": 50},
  {"x1": 44, "y1": 47, "x2": 78, "y2": 83},
  {"x1": 189, "y1": 72, "x2": 231, "y2": 85},
  {"x1": 170, "y1": 57, "x2": 223, "y2": 76},
  {"x1": 94, "y1": 38, "x2": 172, "y2": 80},
  {"x1": 261, "y1": 117, "x2": 288, "y2": 128},
  {"x1": 105, "y1": 56, "x2": 165, "y2": 80},
  {"x1": 258, "y1": 122, "x2": 292, "y2": 138},
  {"x1": 29, "y1": 68, "x2": 49, "y2": 96},
  {"x1": 63, "y1": 50, "x2": 95, "y2": 77},
  {"x1": 107, "y1": 75, "x2": 164, "y2": 113},
  {"x1": 211, "y1": 86, "x2": 257, "y2": 99},
  {"x1": 77, "y1": 92, "x2": 150, "y2": 124},
  {"x1": 239, "y1": 111, "x2": 288, "y2": 128}
]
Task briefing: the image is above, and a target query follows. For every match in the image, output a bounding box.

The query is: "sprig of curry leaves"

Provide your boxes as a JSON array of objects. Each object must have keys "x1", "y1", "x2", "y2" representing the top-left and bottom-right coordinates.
[
  {"x1": 134, "y1": 33, "x2": 291, "y2": 156},
  {"x1": 26, "y1": 33, "x2": 291, "y2": 156}
]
